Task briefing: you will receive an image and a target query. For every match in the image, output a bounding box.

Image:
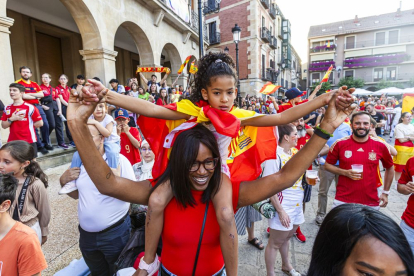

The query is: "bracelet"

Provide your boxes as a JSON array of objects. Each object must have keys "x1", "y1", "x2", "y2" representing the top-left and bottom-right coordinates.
[
  {"x1": 315, "y1": 126, "x2": 334, "y2": 137},
  {"x1": 382, "y1": 190, "x2": 390, "y2": 195},
  {"x1": 7, "y1": 118, "x2": 13, "y2": 124},
  {"x1": 314, "y1": 126, "x2": 333, "y2": 140}
]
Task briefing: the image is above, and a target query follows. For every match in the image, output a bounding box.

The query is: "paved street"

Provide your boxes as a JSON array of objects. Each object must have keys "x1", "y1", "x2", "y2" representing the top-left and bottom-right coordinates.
[{"x1": 42, "y1": 163, "x2": 409, "y2": 276}]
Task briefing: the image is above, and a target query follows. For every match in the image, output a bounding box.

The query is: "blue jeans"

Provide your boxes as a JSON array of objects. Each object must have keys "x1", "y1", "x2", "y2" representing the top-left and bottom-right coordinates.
[
  {"x1": 79, "y1": 215, "x2": 130, "y2": 276},
  {"x1": 34, "y1": 104, "x2": 50, "y2": 147},
  {"x1": 71, "y1": 141, "x2": 120, "y2": 169},
  {"x1": 400, "y1": 220, "x2": 414, "y2": 255}
]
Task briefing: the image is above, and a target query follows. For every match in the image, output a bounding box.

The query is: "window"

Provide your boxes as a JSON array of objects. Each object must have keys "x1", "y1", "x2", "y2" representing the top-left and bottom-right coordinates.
[
  {"x1": 262, "y1": 54, "x2": 265, "y2": 79},
  {"x1": 389, "y1": 30, "x2": 399, "y2": 44},
  {"x1": 293, "y1": 60, "x2": 296, "y2": 71},
  {"x1": 270, "y1": 26, "x2": 273, "y2": 36},
  {"x1": 262, "y1": 16, "x2": 265, "y2": 28},
  {"x1": 375, "y1": 32, "x2": 386, "y2": 46},
  {"x1": 387, "y1": 67, "x2": 397, "y2": 80},
  {"x1": 345, "y1": 36, "x2": 355, "y2": 49},
  {"x1": 281, "y1": 78, "x2": 284, "y2": 86},
  {"x1": 374, "y1": 68, "x2": 384, "y2": 82},
  {"x1": 344, "y1": 70, "x2": 354, "y2": 78},
  {"x1": 312, "y1": 73, "x2": 320, "y2": 83}
]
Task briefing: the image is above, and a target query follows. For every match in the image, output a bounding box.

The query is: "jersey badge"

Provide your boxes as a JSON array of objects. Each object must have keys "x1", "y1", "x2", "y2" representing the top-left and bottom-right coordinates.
[
  {"x1": 344, "y1": 150, "x2": 352, "y2": 158},
  {"x1": 369, "y1": 151, "x2": 377, "y2": 161}
]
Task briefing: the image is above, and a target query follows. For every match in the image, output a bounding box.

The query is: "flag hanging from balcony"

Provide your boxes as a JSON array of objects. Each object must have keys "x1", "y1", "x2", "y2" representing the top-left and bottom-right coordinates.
[
  {"x1": 259, "y1": 82, "x2": 281, "y2": 95},
  {"x1": 327, "y1": 41, "x2": 331, "y2": 48},
  {"x1": 321, "y1": 65, "x2": 333, "y2": 83}
]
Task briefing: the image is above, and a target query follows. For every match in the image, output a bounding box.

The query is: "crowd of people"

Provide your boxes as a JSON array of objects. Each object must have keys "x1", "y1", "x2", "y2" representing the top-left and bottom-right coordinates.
[{"x1": 1, "y1": 53, "x2": 414, "y2": 276}]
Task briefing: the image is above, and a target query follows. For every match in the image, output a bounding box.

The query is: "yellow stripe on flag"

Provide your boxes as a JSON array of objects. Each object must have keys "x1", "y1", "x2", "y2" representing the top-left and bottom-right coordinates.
[{"x1": 321, "y1": 65, "x2": 333, "y2": 83}]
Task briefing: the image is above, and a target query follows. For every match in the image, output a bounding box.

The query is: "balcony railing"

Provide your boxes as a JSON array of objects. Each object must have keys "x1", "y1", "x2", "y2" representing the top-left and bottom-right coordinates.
[
  {"x1": 269, "y1": 36, "x2": 277, "y2": 49},
  {"x1": 310, "y1": 44, "x2": 336, "y2": 53},
  {"x1": 261, "y1": 27, "x2": 271, "y2": 43},
  {"x1": 269, "y1": 4, "x2": 276, "y2": 19},
  {"x1": 344, "y1": 34, "x2": 414, "y2": 50},
  {"x1": 260, "y1": 0, "x2": 269, "y2": 9},
  {"x1": 209, "y1": 32, "x2": 221, "y2": 45},
  {"x1": 350, "y1": 72, "x2": 413, "y2": 83},
  {"x1": 203, "y1": 0, "x2": 220, "y2": 15}
]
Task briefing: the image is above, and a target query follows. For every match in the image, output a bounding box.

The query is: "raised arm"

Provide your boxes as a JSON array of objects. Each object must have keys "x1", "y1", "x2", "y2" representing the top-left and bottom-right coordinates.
[
  {"x1": 67, "y1": 94, "x2": 153, "y2": 205},
  {"x1": 160, "y1": 69, "x2": 171, "y2": 85},
  {"x1": 308, "y1": 84, "x2": 321, "y2": 101},
  {"x1": 78, "y1": 79, "x2": 190, "y2": 121},
  {"x1": 139, "y1": 72, "x2": 149, "y2": 85},
  {"x1": 241, "y1": 87, "x2": 355, "y2": 127},
  {"x1": 237, "y1": 91, "x2": 356, "y2": 208}
]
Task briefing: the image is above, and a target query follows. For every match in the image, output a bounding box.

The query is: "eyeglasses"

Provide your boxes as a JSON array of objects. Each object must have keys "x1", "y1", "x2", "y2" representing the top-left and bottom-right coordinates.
[
  {"x1": 141, "y1": 147, "x2": 152, "y2": 153},
  {"x1": 190, "y1": 157, "x2": 219, "y2": 172}
]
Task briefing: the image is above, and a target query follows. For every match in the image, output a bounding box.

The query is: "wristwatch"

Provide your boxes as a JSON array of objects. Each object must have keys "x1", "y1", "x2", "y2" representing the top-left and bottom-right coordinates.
[{"x1": 382, "y1": 190, "x2": 390, "y2": 195}]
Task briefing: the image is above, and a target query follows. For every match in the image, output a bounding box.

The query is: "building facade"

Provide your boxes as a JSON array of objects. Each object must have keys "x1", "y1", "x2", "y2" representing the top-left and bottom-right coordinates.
[
  {"x1": 1, "y1": 0, "x2": 207, "y2": 100},
  {"x1": 204, "y1": 0, "x2": 303, "y2": 98},
  {"x1": 307, "y1": 9, "x2": 414, "y2": 90}
]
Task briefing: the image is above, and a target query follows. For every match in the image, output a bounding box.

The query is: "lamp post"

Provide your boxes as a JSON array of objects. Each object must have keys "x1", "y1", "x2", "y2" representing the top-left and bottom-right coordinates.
[
  {"x1": 198, "y1": 0, "x2": 203, "y2": 58},
  {"x1": 232, "y1": 24, "x2": 241, "y2": 106}
]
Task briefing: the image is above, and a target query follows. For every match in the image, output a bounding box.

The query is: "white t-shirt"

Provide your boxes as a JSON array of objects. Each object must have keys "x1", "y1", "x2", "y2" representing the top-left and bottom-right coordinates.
[
  {"x1": 90, "y1": 114, "x2": 120, "y2": 143},
  {"x1": 395, "y1": 123, "x2": 414, "y2": 139},
  {"x1": 77, "y1": 154, "x2": 136, "y2": 232},
  {"x1": 131, "y1": 91, "x2": 139, "y2": 98},
  {"x1": 262, "y1": 146, "x2": 304, "y2": 207}
]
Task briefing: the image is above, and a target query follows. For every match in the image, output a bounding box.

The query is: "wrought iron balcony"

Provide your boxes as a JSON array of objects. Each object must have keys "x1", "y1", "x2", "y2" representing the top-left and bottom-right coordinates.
[
  {"x1": 269, "y1": 36, "x2": 277, "y2": 49},
  {"x1": 260, "y1": 0, "x2": 269, "y2": 9},
  {"x1": 203, "y1": 0, "x2": 220, "y2": 15},
  {"x1": 269, "y1": 4, "x2": 276, "y2": 19},
  {"x1": 261, "y1": 27, "x2": 271, "y2": 43},
  {"x1": 209, "y1": 32, "x2": 221, "y2": 45}
]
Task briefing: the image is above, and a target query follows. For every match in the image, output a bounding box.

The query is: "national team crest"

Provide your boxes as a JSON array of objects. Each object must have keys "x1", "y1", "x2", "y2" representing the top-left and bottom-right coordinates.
[
  {"x1": 369, "y1": 151, "x2": 377, "y2": 161},
  {"x1": 344, "y1": 150, "x2": 352, "y2": 158}
]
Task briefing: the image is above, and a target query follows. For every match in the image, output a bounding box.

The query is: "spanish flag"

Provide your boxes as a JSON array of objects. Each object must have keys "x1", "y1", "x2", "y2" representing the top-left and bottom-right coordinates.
[
  {"x1": 260, "y1": 82, "x2": 282, "y2": 95},
  {"x1": 321, "y1": 65, "x2": 333, "y2": 83},
  {"x1": 402, "y1": 93, "x2": 414, "y2": 113},
  {"x1": 327, "y1": 41, "x2": 331, "y2": 48},
  {"x1": 177, "y1": 55, "x2": 192, "y2": 74},
  {"x1": 137, "y1": 99, "x2": 278, "y2": 182},
  {"x1": 394, "y1": 139, "x2": 414, "y2": 172},
  {"x1": 189, "y1": 61, "x2": 198, "y2": 74}
]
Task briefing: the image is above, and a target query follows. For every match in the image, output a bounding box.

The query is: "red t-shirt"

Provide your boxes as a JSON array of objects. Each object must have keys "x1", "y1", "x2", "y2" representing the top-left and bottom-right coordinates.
[
  {"x1": 161, "y1": 181, "x2": 240, "y2": 275},
  {"x1": 120, "y1": 127, "x2": 142, "y2": 165},
  {"x1": 398, "y1": 157, "x2": 414, "y2": 229},
  {"x1": 296, "y1": 129, "x2": 312, "y2": 170},
  {"x1": 156, "y1": 98, "x2": 167, "y2": 106},
  {"x1": 1, "y1": 103, "x2": 42, "y2": 143},
  {"x1": 326, "y1": 136, "x2": 393, "y2": 206},
  {"x1": 277, "y1": 99, "x2": 308, "y2": 113},
  {"x1": 40, "y1": 84, "x2": 59, "y2": 101},
  {"x1": 56, "y1": 85, "x2": 71, "y2": 103},
  {"x1": 15, "y1": 79, "x2": 42, "y2": 105}
]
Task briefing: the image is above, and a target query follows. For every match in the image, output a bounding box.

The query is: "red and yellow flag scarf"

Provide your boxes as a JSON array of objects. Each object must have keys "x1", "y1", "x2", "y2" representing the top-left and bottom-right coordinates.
[
  {"x1": 136, "y1": 67, "x2": 171, "y2": 74},
  {"x1": 394, "y1": 139, "x2": 414, "y2": 172},
  {"x1": 137, "y1": 99, "x2": 278, "y2": 182}
]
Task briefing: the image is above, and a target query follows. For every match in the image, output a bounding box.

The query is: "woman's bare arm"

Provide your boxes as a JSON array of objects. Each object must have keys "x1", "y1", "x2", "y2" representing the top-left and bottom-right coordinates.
[{"x1": 67, "y1": 95, "x2": 152, "y2": 205}]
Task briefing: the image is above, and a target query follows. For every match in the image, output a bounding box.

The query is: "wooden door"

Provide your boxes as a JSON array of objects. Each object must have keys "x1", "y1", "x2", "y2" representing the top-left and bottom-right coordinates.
[{"x1": 36, "y1": 32, "x2": 64, "y2": 86}]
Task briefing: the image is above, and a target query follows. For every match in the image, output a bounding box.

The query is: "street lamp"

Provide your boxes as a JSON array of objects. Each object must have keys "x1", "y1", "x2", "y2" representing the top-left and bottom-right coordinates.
[
  {"x1": 232, "y1": 24, "x2": 241, "y2": 106},
  {"x1": 224, "y1": 46, "x2": 229, "y2": 54}
]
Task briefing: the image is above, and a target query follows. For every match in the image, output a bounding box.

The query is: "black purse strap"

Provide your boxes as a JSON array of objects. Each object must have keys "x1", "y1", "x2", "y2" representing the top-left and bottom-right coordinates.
[
  {"x1": 192, "y1": 200, "x2": 209, "y2": 276},
  {"x1": 12, "y1": 177, "x2": 31, "y2": 221}
]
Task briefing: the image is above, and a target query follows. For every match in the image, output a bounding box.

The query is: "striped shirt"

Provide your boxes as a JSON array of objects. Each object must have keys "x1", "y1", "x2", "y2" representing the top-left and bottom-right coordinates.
[{"x1": 15, "y1": 79, "x2": 42, "y2": 105}]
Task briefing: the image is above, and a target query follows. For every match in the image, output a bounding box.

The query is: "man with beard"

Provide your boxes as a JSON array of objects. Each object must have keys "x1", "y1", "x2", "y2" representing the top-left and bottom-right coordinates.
[
  {"x1": 365, "y1": 104, "x2": 385, "y2": 137},
  {"x1": 324, "y1": 112, "x2": 394, "y2": 210}
]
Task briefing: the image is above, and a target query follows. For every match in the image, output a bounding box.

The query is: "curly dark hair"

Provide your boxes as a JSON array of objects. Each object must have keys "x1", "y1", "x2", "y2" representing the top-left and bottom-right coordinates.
[{"x1": 189, "y1": 52, "x2": 238, "y2": 104}]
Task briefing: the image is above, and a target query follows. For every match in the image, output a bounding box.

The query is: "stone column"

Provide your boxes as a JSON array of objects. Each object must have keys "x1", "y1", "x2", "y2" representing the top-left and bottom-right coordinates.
[
  {"x1": 0, "y1": 16, "x2": 15, "y2": 144},
  {"x1": 79, "y1": 48, "x2": 118, "y2": 85},
  {"x1": 0, "y1": 16, "x2": 15, "y2": 102}
]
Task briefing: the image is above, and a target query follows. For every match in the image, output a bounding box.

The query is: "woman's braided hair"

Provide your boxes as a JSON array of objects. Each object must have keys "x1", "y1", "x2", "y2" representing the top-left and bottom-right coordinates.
[{"x1": 189, "y1": 52, "x2": 238, "y2": 104}]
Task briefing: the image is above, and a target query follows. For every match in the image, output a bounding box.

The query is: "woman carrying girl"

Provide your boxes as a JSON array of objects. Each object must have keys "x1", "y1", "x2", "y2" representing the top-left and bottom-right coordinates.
[
  {"x1": 0, "y1": 140, "x2": 51, "y2": 245},
  {"x1": 40, "y1": 73, "x2": 68, "y2": 149},
  {"x1": 76, "y1": 52, "x2": 354, "y2": 276},
  {"x1": 59, "y1": 102, "x2": 121, "y2": 194}
]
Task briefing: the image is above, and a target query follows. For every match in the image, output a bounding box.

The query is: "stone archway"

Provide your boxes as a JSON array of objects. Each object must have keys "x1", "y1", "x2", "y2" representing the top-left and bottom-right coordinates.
[{"x1": 161, "y1": 43, "x2": 182, "y2": 73}]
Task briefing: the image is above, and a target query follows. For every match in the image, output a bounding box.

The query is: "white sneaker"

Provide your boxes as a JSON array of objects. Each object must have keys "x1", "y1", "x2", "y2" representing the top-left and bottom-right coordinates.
[{"x1": 59, "y1": 180, "x2": 78, "y2": 195}]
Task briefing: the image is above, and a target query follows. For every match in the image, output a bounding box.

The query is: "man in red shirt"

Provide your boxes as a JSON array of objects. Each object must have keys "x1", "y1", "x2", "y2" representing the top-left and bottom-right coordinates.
[
  {"x1": 115, "y1": 109, "x2": 142, "y2": 166},
  {"x1": 325, "y1": 111, "x2": 394, "y2": 209},
  {"x1": 397, "y1": 156, "x2": 414, "y2": 253},
  {"x1": 278, "y1": 85, "x2": 321, "y2": 113},
  {"x1": 15, "y1": 66, "x2": 51, "y2": 154},
  {"x1": 1, "y1": 83, "x2": 43, "y2": 157}
]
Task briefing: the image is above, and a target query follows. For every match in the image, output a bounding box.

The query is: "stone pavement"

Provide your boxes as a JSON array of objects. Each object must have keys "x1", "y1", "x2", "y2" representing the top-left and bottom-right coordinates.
[{"x1": 41, "y1": 163, "x2": 410, "y2": 275}]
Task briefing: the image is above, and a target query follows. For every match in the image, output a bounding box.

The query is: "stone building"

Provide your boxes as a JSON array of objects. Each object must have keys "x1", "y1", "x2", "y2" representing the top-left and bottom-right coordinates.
[
  {"x1": 307, "y1": 9, "x2": 414, "y2": 90},
  {"x1": 204, "y1": 0, "x2": 303, "y2": 98},
  {"x1": 1, "y1": 0, "x2": 206, "y2": 99}
]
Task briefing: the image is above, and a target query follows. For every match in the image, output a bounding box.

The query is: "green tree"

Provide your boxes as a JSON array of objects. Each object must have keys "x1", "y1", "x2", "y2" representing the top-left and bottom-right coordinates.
[
  {"x1": 310, "y1": 82, "x2": 331, "y2": 97},
  {"x1": 376, "y1": 80, "x2": 404, "y2": 89},
  {"x1": 338, "y1": 77, "x2": 365, "y2": 88}
]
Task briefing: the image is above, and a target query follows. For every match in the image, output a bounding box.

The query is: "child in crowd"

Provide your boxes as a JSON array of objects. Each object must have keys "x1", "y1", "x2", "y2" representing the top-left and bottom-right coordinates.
[
  {"x1": 0, "y1": 140, "x2": 51, "y2": 245},
  {"x1": 59, "y1": 102, "x2": 121, "y2": 194},
  {"x1": 0, "y1": 172, "x2": 48, "y2": 275},
  {"x1": 79, "y1": 53, "x2": 354, "y2": 276},
  {"x1": 115, "y1": 108, "x2": 142, "y2": 166},
  {"x1": 1, "y1": 83, "x2": 43, "y2": 157}
]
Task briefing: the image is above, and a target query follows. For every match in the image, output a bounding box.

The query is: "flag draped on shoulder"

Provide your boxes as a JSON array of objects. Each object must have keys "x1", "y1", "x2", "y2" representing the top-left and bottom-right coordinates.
[
  {"x1": 137, "y1": 99, "x2": 278, "y2": 181},
  {"x1": 259, "y1": 82, "x2": 282, "y2": 95},
  {"x1": 321, "y1": 65, "x2": 333, "y2": 83}
]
